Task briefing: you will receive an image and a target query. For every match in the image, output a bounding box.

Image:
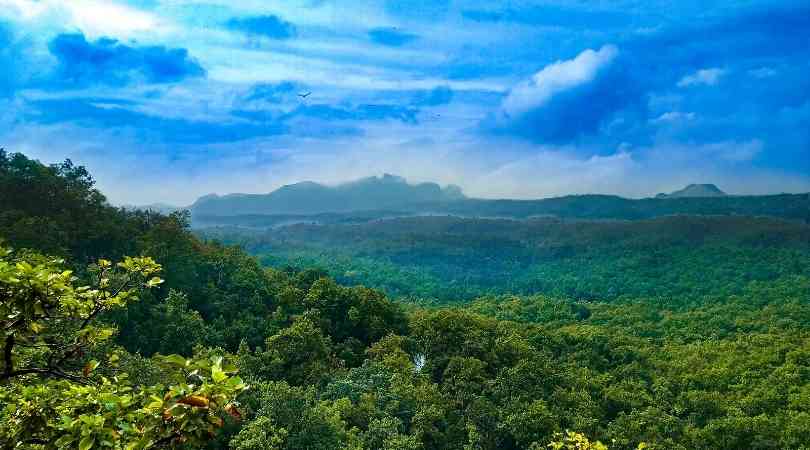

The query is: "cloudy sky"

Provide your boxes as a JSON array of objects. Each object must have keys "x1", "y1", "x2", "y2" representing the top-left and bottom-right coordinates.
[{"x1": 1, "y1": 0, "x2": 808, "y2": 205}]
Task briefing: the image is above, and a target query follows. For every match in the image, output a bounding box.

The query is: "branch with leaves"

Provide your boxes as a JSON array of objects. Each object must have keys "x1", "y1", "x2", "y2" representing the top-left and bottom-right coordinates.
[
  {"x1": 0, "y1": 245, "x2": 247, "y2": 449},
  {"x1": 0, "y1": 249, "x2": 161, "y2": 382}
]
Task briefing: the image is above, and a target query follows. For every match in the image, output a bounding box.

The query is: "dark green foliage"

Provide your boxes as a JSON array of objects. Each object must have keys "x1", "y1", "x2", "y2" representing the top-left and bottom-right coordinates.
[
  {"x1": 0, "y1": 149, "x2": 152, "y2": 264},
  {"x1": 240, "y1": 317, "x2": 335, "y2": 386},
  {"x1": 202, "y1": 214, "x2": 810, "y2": 302},
  {"x1": 231, "y1": 381, "x2": 359, "y2": 450},
  {"x1": 302, "y1": 278, "x2": 408, "y2": 348}
]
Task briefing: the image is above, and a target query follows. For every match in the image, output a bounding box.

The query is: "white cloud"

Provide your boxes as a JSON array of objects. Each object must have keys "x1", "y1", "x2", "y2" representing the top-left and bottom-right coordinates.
[
  {"x1": 677, "y1": 68, "x2": 725, "y2": 87},
  {"x1": 0, "y1": 0, "x2": 161, "y2": 38},
  {"x1": 651, "y1": 111, "x2": 695, "y2": 123},
  {"x1": 66, "y1": 1, "x2": 158, "y2": 37},
  {"x1": 205, "y1": 47, "x2": 506, "y2": 92},
  {"x1": 0, "y1": 0, "x2": 49, "y2": 19},
  {"x1": 500, "y1": 45, "x2": 618, "y2": 118}
]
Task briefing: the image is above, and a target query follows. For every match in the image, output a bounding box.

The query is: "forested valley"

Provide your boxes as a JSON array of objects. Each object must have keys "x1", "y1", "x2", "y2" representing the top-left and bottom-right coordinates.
[{"x1": 3, "y1": 150, "x2": 810, "y2": 449}]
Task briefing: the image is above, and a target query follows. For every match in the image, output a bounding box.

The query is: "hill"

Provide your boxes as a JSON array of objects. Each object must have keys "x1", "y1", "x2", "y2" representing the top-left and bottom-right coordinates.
[
  {"x1": 188, "y1": 175, "x2": 809, "y2": 224},
  {"x1": 192, "y1": 191, "x2": 810, "y2": 227},
  {"x1": 190, "y1": 174, "x2": 465, "y2": 216},
  {"x1": 656, "y1": 183, "x2": 727, "y2": 198}
]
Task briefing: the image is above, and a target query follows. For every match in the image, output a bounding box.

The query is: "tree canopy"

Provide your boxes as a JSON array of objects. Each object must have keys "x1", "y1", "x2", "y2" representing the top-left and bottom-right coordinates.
[{"x1": 2, "y1": 150, "x2": 810, "y2": 449}]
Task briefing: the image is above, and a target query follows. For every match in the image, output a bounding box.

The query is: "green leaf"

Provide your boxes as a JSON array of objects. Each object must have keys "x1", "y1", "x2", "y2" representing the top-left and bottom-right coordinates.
[
  {"x1": 160, "y1": 354, "x2": 189, "y2": 368},
  {"x1": 226, "y1": 376, "x2": 245, "y2": 388},
  {"x1": 55, "y1": 435, "x2": 75, "y2": 447},
  {"x1": 79, "y1": 435, "x2": 95, "y2": 450},
  {"x1": 212, "y1": 364, "x2": 227, "y2": 383}
]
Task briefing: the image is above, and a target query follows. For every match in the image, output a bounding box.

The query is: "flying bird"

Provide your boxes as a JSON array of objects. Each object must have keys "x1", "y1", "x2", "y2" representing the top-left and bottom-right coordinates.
[{"x1": 298, "y1": 92, "x2": 312, "y2": 99}]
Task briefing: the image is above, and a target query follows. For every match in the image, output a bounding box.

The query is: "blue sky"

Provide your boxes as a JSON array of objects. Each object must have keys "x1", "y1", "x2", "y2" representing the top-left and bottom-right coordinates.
[{"x1": 1, "y1": 0, "x2": 808, "y2": 204}]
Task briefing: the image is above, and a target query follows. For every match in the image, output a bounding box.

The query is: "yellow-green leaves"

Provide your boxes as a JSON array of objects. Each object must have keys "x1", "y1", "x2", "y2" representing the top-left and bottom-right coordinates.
[
  {"x1": 79, "y1": 435, "x2": 95, "y2": 450},
  {"x1": 1, "y1": 247, "x2": 165, "y2": 349},
  {"x1": 0, "y1": 248, "x2": 246, "y2": 449},
  {"x1": 212, "y1": 360, "x2": 228, "y2": 383},
  {"x1": 117, "y1": 256, "x2": 162, "y2": 277},
  {"x1": 2, "y1": 349, "x2": 246, "y2": 449},
  {"x1": 542, "y1": 432, "x2": 647, "y2": 450},
  {"x1": 545, "y1": 431, "x2": 609, "y2": 450}
]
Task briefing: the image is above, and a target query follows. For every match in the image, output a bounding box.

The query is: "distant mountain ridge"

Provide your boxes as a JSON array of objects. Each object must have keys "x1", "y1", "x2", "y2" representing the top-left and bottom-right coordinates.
[
  {"x1": 191, "y1": 174, "x2": 465, "y2": 216},
  {"x1": 186, "y1": 177, "x2": 809, "y2": 225},
  {"x1": 656, "y1": 184, "x2": 727, "y2": 199}
]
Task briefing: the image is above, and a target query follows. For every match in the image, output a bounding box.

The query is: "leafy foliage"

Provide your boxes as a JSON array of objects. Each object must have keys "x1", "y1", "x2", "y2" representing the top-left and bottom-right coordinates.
[{"x1": 0, "y1": 246, "x2": 245, "y2": 449}]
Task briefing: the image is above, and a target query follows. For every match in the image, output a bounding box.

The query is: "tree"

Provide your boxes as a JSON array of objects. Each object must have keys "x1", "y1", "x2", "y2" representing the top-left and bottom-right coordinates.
[
  {"x1": 119, "y1": 290, "x2": 208, "y2": 356},
  {"x1": 0, "y1": 245, "x2": 246, "y2": 448},
  {"x1": 0, "y1": 150, "x2": 151, "y2": 265},
  {"x1": 240, "y1": 317, "x2": 333, "y2": 386},
  {"x1": 540, "y1": 431, "x2": 609, "y2": 450},
  {"x1": 230, "y1": 382, "x2": 360, "y2": 450}
]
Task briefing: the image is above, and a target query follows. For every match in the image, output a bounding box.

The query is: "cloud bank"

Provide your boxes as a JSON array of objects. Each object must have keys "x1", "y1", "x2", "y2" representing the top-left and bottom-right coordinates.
[
  {"x1": 500, "y1": 45, "x2": 619, "y2": 118},
  {"x1": 47, "y1": 33, "x2": 205, "y2": 87}
]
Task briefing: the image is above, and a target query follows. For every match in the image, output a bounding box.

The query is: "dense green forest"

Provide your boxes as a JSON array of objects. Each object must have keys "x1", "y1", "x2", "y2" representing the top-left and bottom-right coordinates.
[
  {"x1": 199, "y1": 216, "x2": 810, "y2": 302},
  {"x1": 3, "y1": 150, "x2": 810, "y2": 449}
]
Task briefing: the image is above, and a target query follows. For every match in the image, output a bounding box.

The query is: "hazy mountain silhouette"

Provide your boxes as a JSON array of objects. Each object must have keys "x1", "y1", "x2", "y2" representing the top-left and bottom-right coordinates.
[
  {"x1": 656, "y1": 184, "x2": 727, "y2": 199},
  {"x1": 191, "y1": 174, "x2": 465, "y2": 216},
  {"x1": 189, "y1": 176, "x2": 810, "y2": 224}
]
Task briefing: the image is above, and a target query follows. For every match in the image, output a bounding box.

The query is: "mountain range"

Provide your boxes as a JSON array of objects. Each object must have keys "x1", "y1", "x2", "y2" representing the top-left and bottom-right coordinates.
[
  {"x1": 125, "y1": 176, "x2": 809, "y2": 225},
  {"x1": 656, "y1": 184, "x2": 727, "y2": 199},
  {"x1": 190, "y1": 174, "x2": 464, "y2": 216}
]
